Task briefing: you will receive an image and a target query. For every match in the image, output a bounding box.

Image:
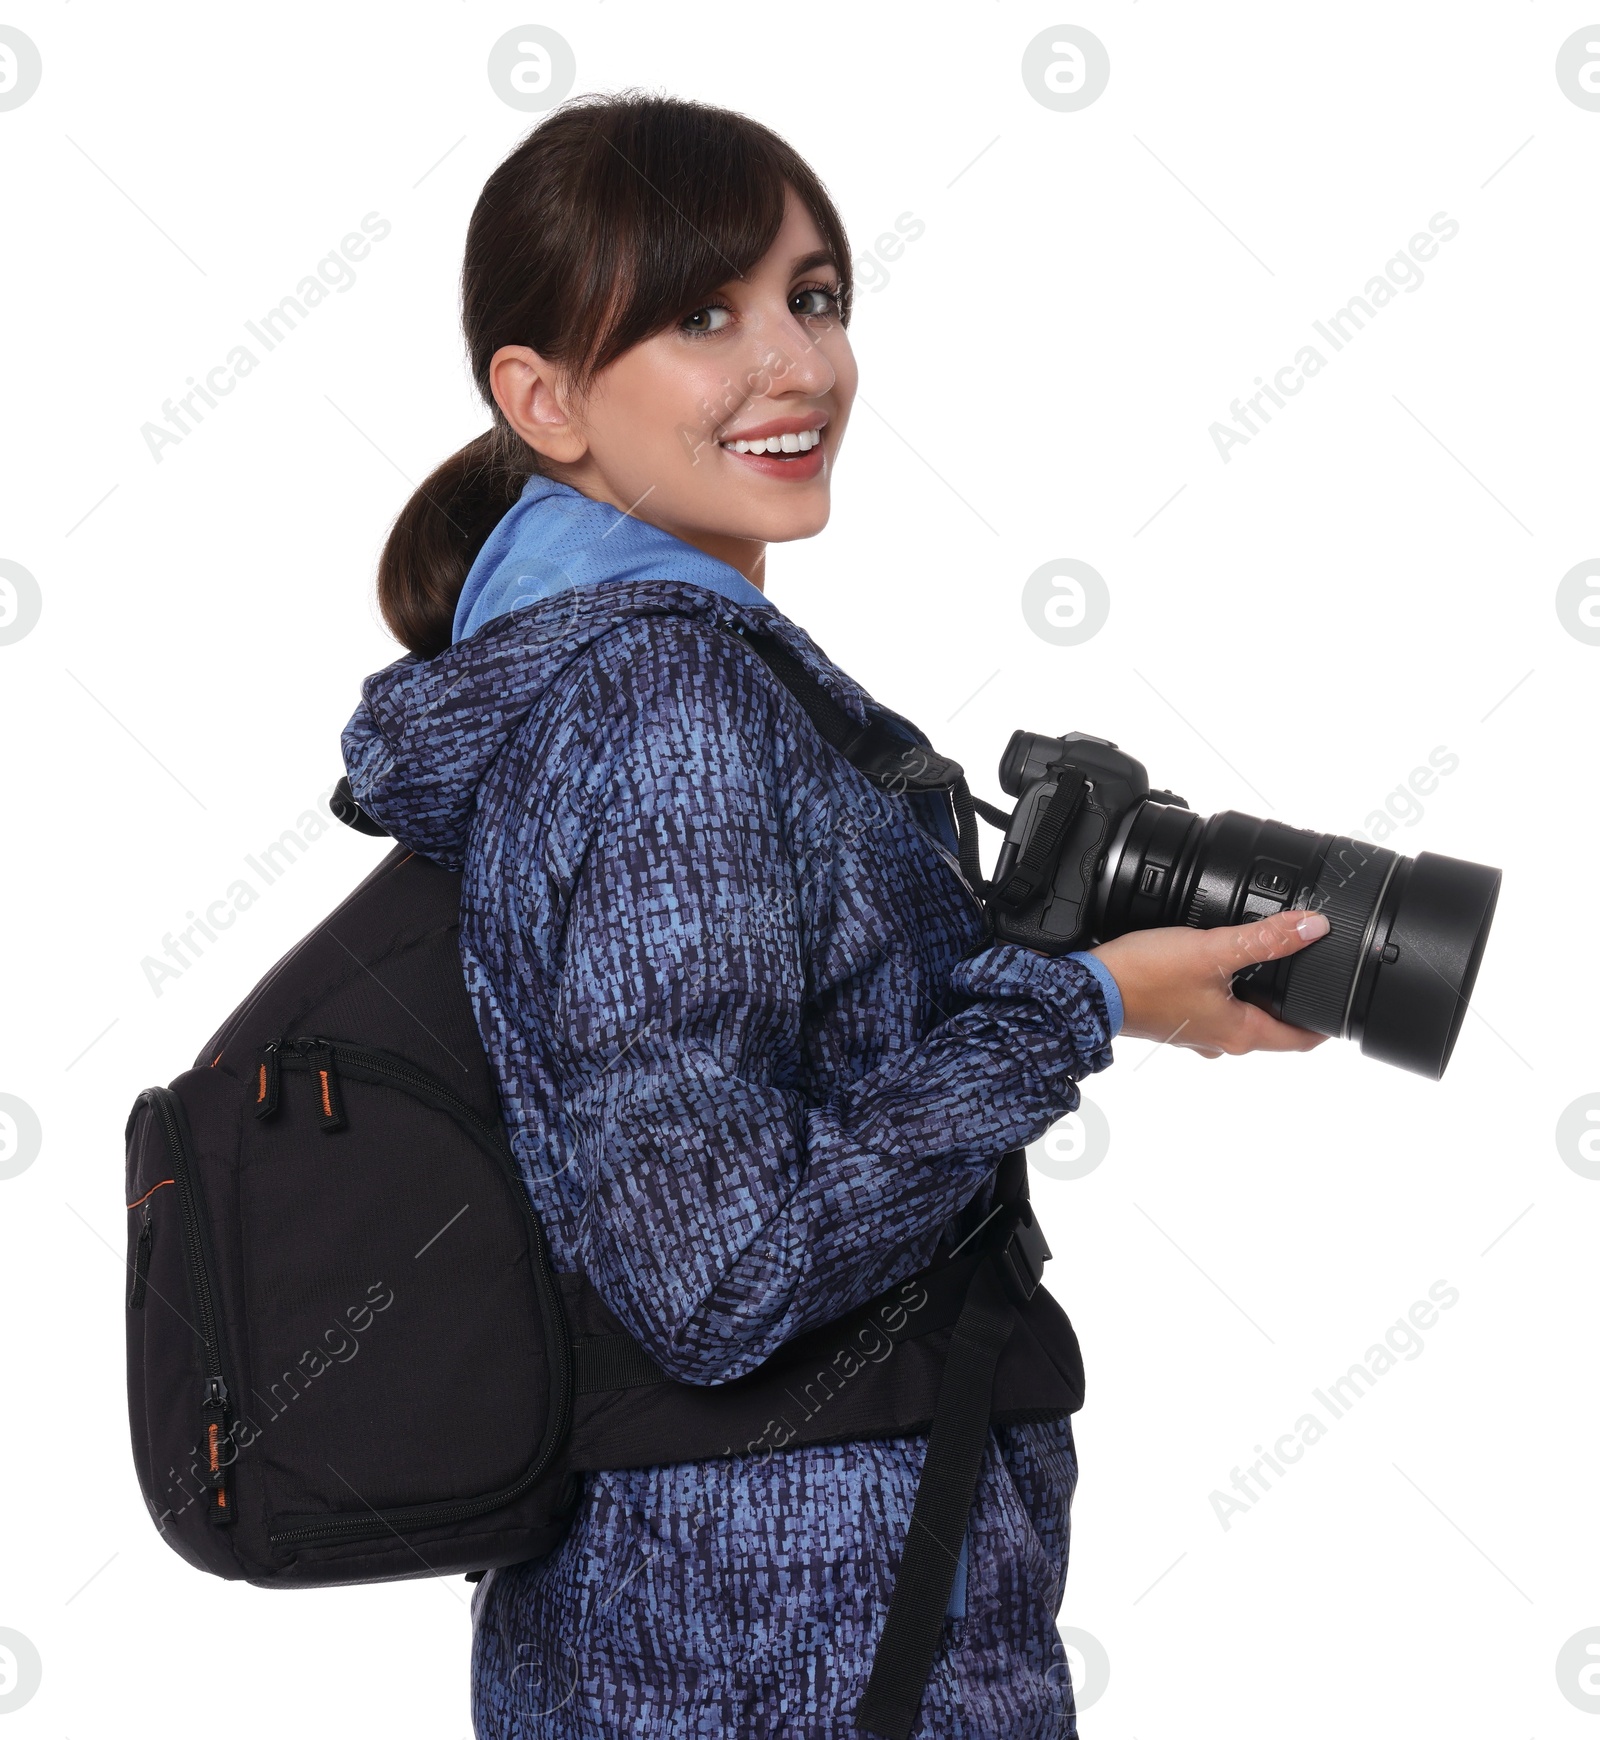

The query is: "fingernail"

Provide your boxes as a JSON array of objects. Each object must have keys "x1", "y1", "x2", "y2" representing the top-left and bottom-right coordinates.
[{"x1": 1296, "y1": 911, "x2": 1329, "y2": 940}]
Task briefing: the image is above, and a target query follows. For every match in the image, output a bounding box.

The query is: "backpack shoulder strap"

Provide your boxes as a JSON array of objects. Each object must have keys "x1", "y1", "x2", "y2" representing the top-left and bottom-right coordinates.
[
  {"x1": 719, "y1": 619, "x2": 958, "y2": 787},
  {"x1": 720, "y1": 619, "x2": 997, "y2": 900}
]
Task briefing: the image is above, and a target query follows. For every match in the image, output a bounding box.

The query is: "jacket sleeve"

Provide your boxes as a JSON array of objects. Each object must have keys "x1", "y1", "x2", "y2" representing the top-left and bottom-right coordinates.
[{"x1": 543, "y1": 617, "x2": 1116, "y2": 1385}]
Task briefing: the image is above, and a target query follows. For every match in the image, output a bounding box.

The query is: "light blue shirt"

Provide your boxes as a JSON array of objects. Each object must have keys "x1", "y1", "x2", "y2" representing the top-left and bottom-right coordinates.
[
  {"x1": 1067, "y1": 950, "x2": 1123, "y2": 1038},
  {"x1": 453, "y1": 472, "x2": 768, "y2": 643}
]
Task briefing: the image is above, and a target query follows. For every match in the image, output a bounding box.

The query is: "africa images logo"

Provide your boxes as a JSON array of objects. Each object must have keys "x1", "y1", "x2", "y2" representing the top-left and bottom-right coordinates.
[
  {"x1": 1209, "y1": 214, "x2": 1460, "y2": 463},
  {"x1": 1209, "y1": 1280, "x2": 1459, "y2": 1529}
]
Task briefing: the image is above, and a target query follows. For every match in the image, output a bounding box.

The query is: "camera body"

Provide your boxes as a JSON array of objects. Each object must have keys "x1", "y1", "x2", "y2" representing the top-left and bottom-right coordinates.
[
  {"x1": 988, "y1": 731, "x2": 1181, "y2": 954},
  {"x1": 983, "y1": 730, "x2": 1500, "y2": 1081}
]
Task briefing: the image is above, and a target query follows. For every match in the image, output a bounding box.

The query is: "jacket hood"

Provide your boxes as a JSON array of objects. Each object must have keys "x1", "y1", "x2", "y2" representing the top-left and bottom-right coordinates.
[{"x1": 340, "y1": 578, "x2": 914, "y2": 869}]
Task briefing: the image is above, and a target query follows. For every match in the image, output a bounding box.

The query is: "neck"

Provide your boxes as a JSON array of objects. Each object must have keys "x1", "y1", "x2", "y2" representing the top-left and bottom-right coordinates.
[{"x1": 676, "y1": 531, "x2": 767, "y2": 590}]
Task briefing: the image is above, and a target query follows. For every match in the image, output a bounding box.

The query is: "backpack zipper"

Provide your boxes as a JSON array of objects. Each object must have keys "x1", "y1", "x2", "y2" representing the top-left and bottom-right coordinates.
[
  {"x1": 260, "y1": 1036, "x2": 504, "y2": 1143},
  {"x1": 127, "y1": 1202, "x2": 153, "y2": 1309},
  {"x1": 255, "y1": 1035, "x2": 573, "y2": 1547},
  {"x1": 138, "y1": 1085, "x2": 237, "y2": 1525}
]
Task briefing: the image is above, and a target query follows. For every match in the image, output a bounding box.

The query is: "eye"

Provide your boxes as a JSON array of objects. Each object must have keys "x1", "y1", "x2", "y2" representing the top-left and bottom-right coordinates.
[
  {"x1": 679, "y1": 301, "x2": 733, "y2": 337},
  {"x1": 792, "y1": 283, "x2": 842, "y2": 320}
]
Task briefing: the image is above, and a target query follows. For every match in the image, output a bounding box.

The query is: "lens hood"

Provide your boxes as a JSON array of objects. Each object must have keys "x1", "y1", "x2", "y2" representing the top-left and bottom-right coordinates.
[{"x1": 1356, "y1": 851, "x2": 1501, "y2": 1079}]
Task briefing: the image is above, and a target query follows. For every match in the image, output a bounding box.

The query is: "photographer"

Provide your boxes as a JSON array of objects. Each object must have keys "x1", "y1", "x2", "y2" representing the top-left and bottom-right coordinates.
[{"x1": 343, "y1": 92, "x2": 1329, "y2": 1740}]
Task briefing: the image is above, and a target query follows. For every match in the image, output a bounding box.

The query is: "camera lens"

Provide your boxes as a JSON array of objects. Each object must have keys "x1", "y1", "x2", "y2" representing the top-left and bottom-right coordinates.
[{"x1": 1096, "y1": 807, "x2": 1500, "y2": 1080}]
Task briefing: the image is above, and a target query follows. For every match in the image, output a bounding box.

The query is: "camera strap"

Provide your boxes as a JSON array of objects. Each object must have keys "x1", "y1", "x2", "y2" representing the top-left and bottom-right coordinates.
[{"x1": 949, "y1": 777, "x2": 1022, "y2": 909}]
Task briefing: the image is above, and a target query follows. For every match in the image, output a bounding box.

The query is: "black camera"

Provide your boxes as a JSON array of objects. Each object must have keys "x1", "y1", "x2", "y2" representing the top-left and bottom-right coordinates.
[{"x1": 985, "y1": 731, "x2": 1500, "y2": 1080}]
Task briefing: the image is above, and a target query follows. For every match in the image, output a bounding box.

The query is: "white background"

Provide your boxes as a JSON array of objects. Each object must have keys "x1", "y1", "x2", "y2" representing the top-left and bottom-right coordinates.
[{"x1": 2, "y1": 3, "x2": 1596, "y2": 1734}]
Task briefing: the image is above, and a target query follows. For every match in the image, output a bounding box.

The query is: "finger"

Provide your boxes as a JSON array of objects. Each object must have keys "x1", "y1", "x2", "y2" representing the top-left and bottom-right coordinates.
[
  {"x1": 1214, "y1": 908, "x2": 1330, "y2": 971},
  {"x1": 1226, "y1": 1004, "x2": 1331, "y2": 1053}
]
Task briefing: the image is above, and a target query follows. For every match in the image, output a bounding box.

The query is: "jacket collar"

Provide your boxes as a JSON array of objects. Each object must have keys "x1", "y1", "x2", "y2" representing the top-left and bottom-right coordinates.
[{"x1": 343, "y1": 578, "x2": 909, "y2": 864}]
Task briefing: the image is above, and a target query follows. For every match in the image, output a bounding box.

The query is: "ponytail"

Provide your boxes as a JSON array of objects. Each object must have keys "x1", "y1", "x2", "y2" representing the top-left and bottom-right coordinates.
[{"x1": 376, "y1": 422, "x2": 532, "y2": 659}]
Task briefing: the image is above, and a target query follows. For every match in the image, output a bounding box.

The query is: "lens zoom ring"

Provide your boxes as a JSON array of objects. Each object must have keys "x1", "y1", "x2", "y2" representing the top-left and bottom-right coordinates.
[{"x1": 1280, "y1": 842, "x2": 1396, "y2": 1036}]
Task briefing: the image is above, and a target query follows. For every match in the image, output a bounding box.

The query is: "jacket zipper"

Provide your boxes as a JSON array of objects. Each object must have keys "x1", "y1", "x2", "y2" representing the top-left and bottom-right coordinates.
[
  {"x1": 927, "y1": 828, "x2": 986, "y2": 915},
  {"x1": 139, "y1": 1085, "x2": 236, "y2": 1525},
  {"x1": 257, "y1": 1036, "x2": 573, "y2": 1547},
  {"x1": 919, "y1": 794, "x2": 993, "y2": 945}
]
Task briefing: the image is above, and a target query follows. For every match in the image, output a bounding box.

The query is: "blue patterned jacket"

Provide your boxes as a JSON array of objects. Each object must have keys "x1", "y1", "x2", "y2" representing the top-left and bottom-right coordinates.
[{"x1": 341, "y1": 577, "x2": 1117, "y2": 1738}]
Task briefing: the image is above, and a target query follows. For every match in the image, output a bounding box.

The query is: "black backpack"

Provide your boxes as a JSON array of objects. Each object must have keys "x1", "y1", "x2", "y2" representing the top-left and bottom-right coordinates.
[{"x1": 122, "y1": 620, "x2": 1086, "y2": 1740}]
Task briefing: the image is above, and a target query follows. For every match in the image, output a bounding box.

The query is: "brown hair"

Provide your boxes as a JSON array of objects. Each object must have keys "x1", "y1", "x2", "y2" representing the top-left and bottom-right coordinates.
[{"x1": 376, "y1": 90, "x2": 855, "y2": 658}]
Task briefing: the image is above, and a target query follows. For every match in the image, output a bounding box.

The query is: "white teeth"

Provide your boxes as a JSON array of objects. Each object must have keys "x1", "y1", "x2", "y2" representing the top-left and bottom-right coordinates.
[{"x1": 721, "y1": 428, "x2": 822, "y2": 455}]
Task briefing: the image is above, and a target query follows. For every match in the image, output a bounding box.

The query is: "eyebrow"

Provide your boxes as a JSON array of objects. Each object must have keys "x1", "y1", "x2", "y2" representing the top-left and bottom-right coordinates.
[{"x1": 789, "y1": 248, "x2": 841, "y2": 277}]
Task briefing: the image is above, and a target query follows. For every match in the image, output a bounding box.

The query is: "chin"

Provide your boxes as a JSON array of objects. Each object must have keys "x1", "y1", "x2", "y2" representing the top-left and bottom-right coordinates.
[{"x1": 758, "y1": 500, "x2": 832, "y2": 541}]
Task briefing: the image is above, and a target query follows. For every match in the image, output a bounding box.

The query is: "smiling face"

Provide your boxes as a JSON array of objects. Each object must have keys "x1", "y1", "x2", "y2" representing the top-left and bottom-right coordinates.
[{"x1": 487, "y1": 183, "x2": 857, "y2": 586}]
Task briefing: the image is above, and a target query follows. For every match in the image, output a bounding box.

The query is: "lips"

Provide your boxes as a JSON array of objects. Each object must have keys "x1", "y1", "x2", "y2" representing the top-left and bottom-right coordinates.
[{"x1": 717, "y1": 432, "x2": 826, "y2": 479}]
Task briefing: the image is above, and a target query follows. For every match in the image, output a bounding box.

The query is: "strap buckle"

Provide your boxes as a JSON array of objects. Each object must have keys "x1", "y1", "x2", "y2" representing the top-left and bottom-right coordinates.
[
  {"x1": 853, "y1": 734, "x2": 965, "y2": 794},
  {"x1": 991, "y1": 1200, "x2": 1051, "y2": 1306},
  {"x1": 330, "y1": 774, "x2": 390, "y2": 838}
]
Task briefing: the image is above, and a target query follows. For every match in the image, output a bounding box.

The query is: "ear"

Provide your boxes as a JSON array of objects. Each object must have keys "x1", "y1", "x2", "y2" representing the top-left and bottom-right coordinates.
[{"x1": 488, "y1": 344, "x2": 588, "y2": 466}]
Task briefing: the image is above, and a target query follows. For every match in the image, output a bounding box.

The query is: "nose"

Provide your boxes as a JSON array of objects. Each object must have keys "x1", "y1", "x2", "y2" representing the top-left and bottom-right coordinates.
[{"x1": 741, "y1": 300, "x2": 838, "y2": 402}]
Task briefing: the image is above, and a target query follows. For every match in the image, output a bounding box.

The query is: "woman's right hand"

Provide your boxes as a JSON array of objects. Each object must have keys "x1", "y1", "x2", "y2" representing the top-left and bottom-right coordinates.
[{"x1": 1089, "y1": 909, "x2": 1333, "y2": 1060}]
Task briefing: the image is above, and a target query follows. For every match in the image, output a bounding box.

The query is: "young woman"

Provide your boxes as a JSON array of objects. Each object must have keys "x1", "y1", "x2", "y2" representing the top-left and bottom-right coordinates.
[{"x1": 342, "y1": 91, "x2": 1329, "y2": 1740}]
